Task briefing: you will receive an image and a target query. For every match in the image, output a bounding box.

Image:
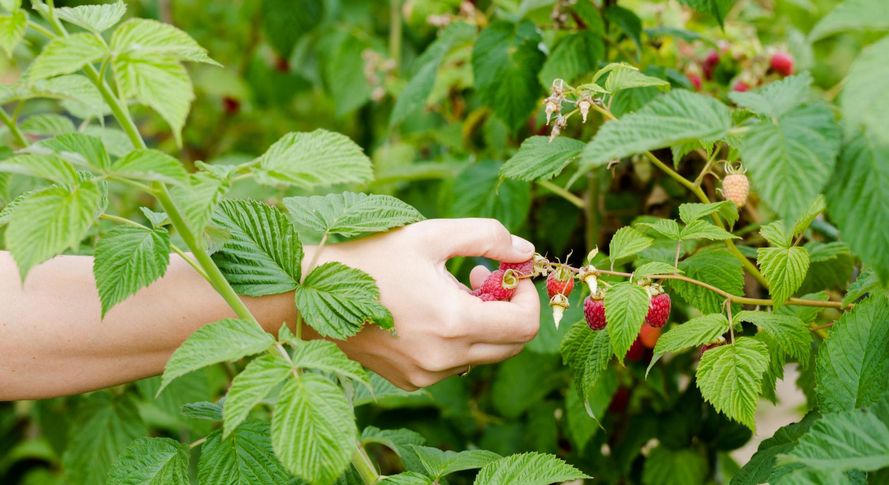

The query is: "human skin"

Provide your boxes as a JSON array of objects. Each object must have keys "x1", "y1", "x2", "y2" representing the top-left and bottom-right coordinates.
[{"x1": 0, "y1": 218, "x2": 540, "y2": 400}]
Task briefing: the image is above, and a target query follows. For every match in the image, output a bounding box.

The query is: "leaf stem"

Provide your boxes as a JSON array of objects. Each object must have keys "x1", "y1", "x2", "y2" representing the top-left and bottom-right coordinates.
[
  {"x1": 352, "y1": 443, "x2": 380, "y2": 484},
  {"x1": 0, "y1": 106, "x2": 27, "y2": 148},
  {"x1": 537, "y1": 179, "x2": 585, "y2": 209}
]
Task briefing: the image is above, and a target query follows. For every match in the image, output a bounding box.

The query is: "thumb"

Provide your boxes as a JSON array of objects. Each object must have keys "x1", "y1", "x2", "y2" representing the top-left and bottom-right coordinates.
[{"x1": 418, "y1": 218, "x2": 534, "y2": 262}]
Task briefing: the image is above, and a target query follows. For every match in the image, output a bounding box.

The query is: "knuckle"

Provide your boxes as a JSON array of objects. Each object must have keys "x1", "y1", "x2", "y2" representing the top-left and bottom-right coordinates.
[
  {"x1": 419, "y1": 350, "x2": 453, "y2": 372},
  {"x1": 407, "y1": 371, "x2": 440, "y2": 389}
]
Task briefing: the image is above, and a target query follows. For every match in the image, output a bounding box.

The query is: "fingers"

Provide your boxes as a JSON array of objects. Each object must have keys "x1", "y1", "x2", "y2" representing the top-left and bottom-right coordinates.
[
  {"x1": 415, "y1": 218, "x2": 534, "y2": 263},
  {"x1": 467, "y1": 343, "x2": 525, "y2": 365},
  {"x1": 459, "y1": 279, "x2": 541, "y2": 344},
  {"x1": 469, "y1": 265, "x2": 491, "y2": 289}
]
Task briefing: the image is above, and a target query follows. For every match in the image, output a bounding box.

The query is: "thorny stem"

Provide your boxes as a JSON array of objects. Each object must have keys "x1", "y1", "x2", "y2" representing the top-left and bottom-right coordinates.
[{"x1": 0, "y1": 107, "x2": 27, "y2": 147}]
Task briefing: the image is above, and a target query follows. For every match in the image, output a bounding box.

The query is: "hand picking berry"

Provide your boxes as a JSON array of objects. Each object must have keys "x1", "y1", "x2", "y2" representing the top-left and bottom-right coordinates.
[
  {"x1": 645, "y1": 288, "x2": 671, "y2": 328},
  {"x1": 471, "y1": 269, "x2": 518, "y2": 302},
  {"x1": 499, "y1": 259, "x2": 534, "y2": 277},
  {"x1": 583, "y1": 294, "x2": 606, "y2": 330}
]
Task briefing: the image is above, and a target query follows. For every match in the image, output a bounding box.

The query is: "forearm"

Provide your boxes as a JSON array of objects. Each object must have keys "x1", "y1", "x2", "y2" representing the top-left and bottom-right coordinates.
[{"x1": 0, "y1": 250, "x2": 306, "y2": 400}]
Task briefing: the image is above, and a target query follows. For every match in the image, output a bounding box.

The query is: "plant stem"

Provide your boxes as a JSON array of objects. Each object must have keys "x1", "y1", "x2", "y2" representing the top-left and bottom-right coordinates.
[
  {"x1": 0, "y1": 106, "x2": 27, "y2": 148},
  {"x1": 537, "y1": 180, "x2": 584, "y2": 209},
  {"x1": 389, "y1": 0, "x2": 402, "y2": 68},
  {"x1": 352, "y1": 443, "x2": 380, "y2": 484},
  {"x1": 584, "y1": 171, "x2": 600, "y2": 252}
]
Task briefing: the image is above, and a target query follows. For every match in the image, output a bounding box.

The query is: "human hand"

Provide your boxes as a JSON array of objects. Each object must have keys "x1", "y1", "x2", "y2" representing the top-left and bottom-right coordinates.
[{"x1": 304, "y1": 218, "x2": 540, "y2": 390}]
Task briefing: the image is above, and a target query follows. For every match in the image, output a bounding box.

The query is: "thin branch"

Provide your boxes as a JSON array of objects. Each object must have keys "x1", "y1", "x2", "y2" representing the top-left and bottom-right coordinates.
[
  {"x1": 0, "y1": 106, "x2": 27, "y2": 148},
  {"x1": 537, "y1": 180, "x2": 585, "y2": 209}
]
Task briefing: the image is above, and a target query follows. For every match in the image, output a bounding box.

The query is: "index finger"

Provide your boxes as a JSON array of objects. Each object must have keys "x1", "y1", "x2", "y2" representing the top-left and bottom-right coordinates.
[{"x1": 459, "y1": 279, "x2": 541, "y2": 344}]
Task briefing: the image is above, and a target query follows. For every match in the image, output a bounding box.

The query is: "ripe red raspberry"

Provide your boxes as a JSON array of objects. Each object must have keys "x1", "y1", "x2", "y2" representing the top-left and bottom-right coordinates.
[
  {"x1": 645, "y1": 292, "x2": 671, "y2": 328},
  {"x1": 583, "y1": 295, "x2": 606, "y2": 330},
  {"x1": 546, "y1": 266, "x2": 574, "y2": 298},
  {"x1": 472, "y1": 269, "x2": 518, "y2": 302},
  {"x1": 222, "y1": 96, "x2": 240, "y2": 115},
  {"x1": 723, "y1": 172, "x2": 750, "y2": 207},
  {"x1": 703, "y1": 50, "x2": 719, "y2": 80},
  {"x1": 770, "y1": 51, "x2": 794, "y2": 77},
  {"x1": 732, "y1": 81, "x2": 750, "y2": 92},
  {"x1": 499, "y1": 259, "x2": 534, "y2": 277},
  {"x1": 688, "y1": 73, "x2": 702, "y2": 91},
  {"x1": 626, "y1": 337, "x2": 646, "y2": 362}
]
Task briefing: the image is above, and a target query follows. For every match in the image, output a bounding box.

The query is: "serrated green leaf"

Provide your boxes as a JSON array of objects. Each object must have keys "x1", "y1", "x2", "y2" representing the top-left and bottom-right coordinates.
[
  {"x1": 581, "y1": 90, "x2": 731, "y2": 169},
  {"x1": 62, "y1": 392, "x2": 147, "y2": 485},
  {"x1": 111, "y1": 18, "x2": 218, "y2": 65},
  {"x1": 113, "y1": 55, "x2": 193, "y2": 146},
  {"x1": 0, "y1": 10, "x2": 26, "y2": 57},
  {"x1": 680, "y1": 219, "x2": 737, "y2": 241},
  {"x1": 729, "y1": 73, "x2": 813, "y2": 119},
  {"x1": 739, "y1": 102, "x2": 841, "y2": 226},
  {"x1": 732, "y1": 414, "x2": 817, "y2": 485},
  {"x1": 561, "y1": 322, "x2": 613, "y2": 410},
  {"x1": 642, "y1": 446, "x2": 708, "y2": 485},
  {"x1": 673, "y1": 248, "x2": 744, "y2": 314},
  {"x1": 56, "y1": 0, "x2": 126, "y2": 32},
  {"x1": 758, "y1": 246, "x2": 810, "y2": 306},
  {"x1": 678, "y1": 200, "x2": 739, "y2": 226},
  {"x1": 649, "y1": 314, "x2": 728, "y2": 373},
  {"x1": 412, "y1": 446, "x2": 501, "y2": 479},
  {"x1": 736, "y1": 311, "x2": 811, "y2": 363},
  {"x1": 28, "y1": 33, "x2": 108, "y2": 80},
  {"x1": 210, "y1": 200, "x2": 302, "y2": 297},
  {"x1": 94, "y1": 225, "x2": 170, "y2": 317},
  {"x1": 816, "y1": 295, "x2": 889, "y2": 412},
  {"x1": 181, "y1": 401, "x2": 222, "y2": 421},
  {"x1": 107, "y1": 437, "x2": 189, "y2": 485},
  {"x1": 390, "y1": 22, "x2": 475, "y2": 126},
  {"x1": 296, "y1": 262, "x2": 392, "y2": 339},
  {"x1": 696, "y1": 337, "x2": 769, "y2": 429},
  {"x1": 353, "y1": 372, "x2": 428, "y2": 407},
  {"x1": 638, "y1": 219, "x2": 682, "y2": 240},
  {"x1": 380, "y1": 472, "x2": 433, "y2": 485},
  {"x1": 223, "y1": 352, "x2": 291, "y2": 437},
  {"x1": 284, "y1": 192, "x2": 422, "y2": 242},
  {"x1": 843, "y1": 269, "x2": 884, "y2": 306},
  {"x1": 0, "y1": 153, "x2": 80, "y2": 186},
  {"x1": 257, "y1": 130, "x2": 373, "y2": 189},
  {"x1": 39, "y1": 132, "x2": 110, "y2": 171},
  {"x1": 171, "y1": 171, "x2": 231, "y2": 235},
  {"x1": 111, "y1": 149, "x2": 188, "y2": 185},
  {"x1": 290, "y1": 339, "x2": 368, "y2": 386},
  {"x1": 450, "y1": 160, "x2": 530, "y2": 232},
  {"x1": 805, "y1": 241, "x2": 849, "y2": 264},
  {"x1": 472, "y1": 20, "x2": 545, "y2": 131},
  {"x1": 6, "y1": 181, "x2": 102, "y2": 280},
  {"x1": 272, "y1": 374, "x2": 357, "y2": 483},
  {"x1": 500, "y1": 136, "x2": 585, "y2": 182},
  {"x1": 809, "y1": 0, "x2": 889, "y2": 41},
  {"x1": 792, "y1": 195, "x2": 826, "y2": 237},
  {"x1": 826, "y1": 131, "x2": 889, "y2": 283},
  {"x1": 22, "y1": 74, "x2": 110, "y2": 119},
  {"x1": 20, "y1": 113, "x2": 76, "y2": 135},
  {"x1": 760, "y1": 220, "x2": 792, "y2": 248},
  {"x1": 160, "y1": 318, "x2": 273, "y2": 393},
  {"x1": 678, "y1": 0, "x2": 734, "y2": 26},
  {"x1": 200, "y1": 420, "x2": 290, "y2": 485},
  {"x1": 474, "y1": 452, "x2": 589, "y2": 485},
  {"x1": 633, "y1": 261, "x2": 681, "y2": 280},
  {"x1": 605, "y1": 282, "x2": 650, "y2": 359},
  {"x1": 84, "y1": 126, "x2": 133, "y2": 157},
  {"x1": 609, "y1": 226, "x2": 653, "y2": 265},
  {"x1": 538, "y1": 31, "x2": 603, "y2": 87},
  {"x1": 361, "y1": 426, "x2": 425, "y2": 473},
  {"x1": 602, "y1": 63, "x2": 669, "y2": 93}
]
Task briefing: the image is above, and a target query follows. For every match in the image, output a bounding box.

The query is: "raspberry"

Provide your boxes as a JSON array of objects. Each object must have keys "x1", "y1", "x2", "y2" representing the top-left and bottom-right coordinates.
[
  {"x1": 472, "y1": 269, "x2": 518, "y2": 302},
  {"x1": 499, "y1": 259, "x2": 534, "y2": 277},
  {"x1": 732, "y1": 81, "x2": 750, "y2": 92},
  {"x1": 722, "y1": 172, "x2": 749, "y2": 207},
  {"x1": 626, "y1": 337, "x2": 647, "y2": 362},
  {"x1": 546, "y1": 266, "x2": 574, "y2": 298},
  {"x1": 583, "y1": 295, "x2": 606, "y2": 330},
  {"x1": 645, "y1": 292, "x2": 671, "y2": 328},
  {"x1": 770, "y1": 51, "x2": 793, "y2": 77},
  {"x1": 688, "y1": 73, "x2": 702, "y2": 91},
  {"x1": 703, "y1": 50, "x2": 719, "y2": 80},
  {"x1": 609, "y1": 387, "x2": 630, "y2": 413},
  {"x1": 639, "y1": 323, "x2": 661, "y2": 349},
  {"x1": 222, "y1": 96, "x2": 240, "y2": 115}
]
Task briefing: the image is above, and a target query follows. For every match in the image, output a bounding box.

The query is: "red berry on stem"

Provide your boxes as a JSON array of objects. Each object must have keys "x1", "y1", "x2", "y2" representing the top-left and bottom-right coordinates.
[
  {"x1": 583, "y1": 295, "x2": 606, "y2": 330},
  {"x1": 473, "y1": 269, "x2": 518, "y2": 302},
  {"x1": 770, "y1": 51, "x2": 794, "y2": 77},
  {"x1": 626, "y1": 337, "x2": 646, "y2": 362},
  {"x1": 688, "y1": 73, "x2": 702, "y2": 91},
  {"x1": 609, "y1": 387, "x2": 630, "y2": 413},
  {"x1": 222, "y1": 96, "x2": 240, "y2": 115},
  {"x1": 732, "y1": 81, "x2": 750, "y2": 92},
  {"x1": 703, "y1": 50, "x2": 719, "y2": 80},
  {"x1": 646, "y1": 292, "x2": 671, "y2": 328},
  {"x1": 546, "y1": 266, "x2": 574, "y2": 298},
  {"x1": 499, "y1": 259, "x2": 534, "y2": 277},
  {"x1": 640, "y1": 323, "x2": 661, "y2": 349}
]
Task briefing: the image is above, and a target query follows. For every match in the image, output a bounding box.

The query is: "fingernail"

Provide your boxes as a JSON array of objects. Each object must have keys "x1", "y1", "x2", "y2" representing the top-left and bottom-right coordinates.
[{"x1": 511, "y1": 235, "x2": 534, "y2": 254}]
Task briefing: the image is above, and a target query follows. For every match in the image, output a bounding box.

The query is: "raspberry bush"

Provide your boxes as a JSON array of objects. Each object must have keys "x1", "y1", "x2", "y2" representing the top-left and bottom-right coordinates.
[{"x1": 1, "y1": 0, "x2": 888, "y2": 484}]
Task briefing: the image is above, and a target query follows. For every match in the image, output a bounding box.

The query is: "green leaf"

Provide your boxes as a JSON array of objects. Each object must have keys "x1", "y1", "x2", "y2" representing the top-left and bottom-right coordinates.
[
  {"x1": 20, "y1": 113, "x2": 76, "y2": 135},
  {"x1": 678, "y1": 0, "x2": 734, "y2": 26},
  {"x1": 0, "y1": 153, "x2": 80, "y2": 186},
  {"x1": 673, "y1": 248, "x2": 744, "y2": 314},
  {"x1": 272, "y1": 374, "x2": 357, "y2": 483},
  {"x1": 581, "y1": 90, "x2": 731, "y2": 169},
  {"x1": 816, "y1": 295, "x2": 889, "y2": 412},
  {"x1": 729, "y1": 73, "x2": 813, "y2": 119},
  {"x1": 113, "y1": 55, "x2": 194, "y2": 146},
  {"x1": 260, "y1": 0, "x2": 323, "y2": 57},
  {"x1": 181, "y1": 401, "x2": 222, "y2": 421},
  {"x1": 609, "y1": 226, "x2": 653, "y2": 265},
  {"x1": 107, "y1": 437, "x2": 189, "y2": 485},
  {"x1": 757, "y1": 246, "x2": 810, "y2": 306},
  {"x1": 39, "y1": 132, "x2": 110, "y2": 171},
  {"x1": 679, "y1": 219, "x2": 737, "y2": 241},
  {"x1": 695, "y1": 337, "x2": 769, "y2": 429},
  {"x1": 412, "y1": 446, "x2": 501, "y2": 479},
  {"x1": 826, "y1": 131, "x2": 889, "y2": 283},
  {"x1": 211, "y1": 200, "x2": 303, "y2": 297},
  {"x1": 296, "y1": 262, "x2": 392, "y2": 339},
  {"x1": 56, "y1": 0, "x2": 126, "y2": 32},
  {"x1": 28, "y1": 33, "x2": 108, "y2": 80},
  {"x1": 380, "y1": 473, "x2": 433, "y2": 485},
  {"x1": 284, "y1": 192, "x2": 423, "y2": 242},
  {"x1": 649, "y1": 314, "x2": 728, "y2": 373},
  {"x1": 633, "y1": 261, "x2": 681, "y2": 280},
  {"x1": 560, "y1": 322, "x2": 613, "y2": 411},
  {"x1": 319, "y1": 30, "x2": 370, "y2": 116},
  {"x1": 500, "y1": 136, "x2": 585, "y2": 182},
  {"x1": 94, "y1": 225, "x2": 170, "y2": 317},
  {"x1": 843, "y1": 269, "x2": 884, "y2": 306},
  {"x1": 111, "y1": 149, "x2": 188, "y2": 185},
  {"x1": 6, "y1": 181, "x2": 102, "y2": 280},
  {"x1": 257, "y1": 130, "x2": 373, "y2": 189},
  {"x1": 732, "y1": 414, "x2": 817, "y2": 485},
  {"x1": 472, "y1": 20, "x2": 545, "y2": 131},
  {"x1": 792, "y1": 195, "x2": 826, "y2": 238},
  {"x1": 222, "y1": 352, "x2": 291, "y2": 437},
  {"x1": 62, "y1": 392, "x2": 147, "y2": 485},
  {"x1": 760, "y1": 221, "x2": 792, "y2": 248},
  {"x1": 736, "y1": 311, "x2": 811, "y2": 363},
  {"x1": 25, "y1": 74, "x2": 110, "y2": 119},
  {"x1": 809, "y1": 0, "x2": 889, "y2": 41},
  {"x1": 0, "y1": 10, "x2": 26, "y2": 57},
  {"x1": 390, "y1": 22, "x2": 475, "y2": 126},
  {"x1": 739, "y1": 102, "x2": 841, "y2": 226},
  {"x1": 450, "y1": 160, "x2": 531, "y2": 232},
  {"x1": 492, "y1": 351, "x2": 562, "y2": 419},
  {"x1": 642, "y1": 446, "x2": 708, "y2": 485},
  {"x1": 604, "y1": 5, "x2": 642, "y2": 52},
  {"x1": 474, "y1": 452, "x2": 589, "y2": 485},
  {"x1": 605, "y1": 282, "x2": 650, "y2": 360},
  {"x1": 638, "y1": 219, "x2": 682, "y2": 240},
  {"x1": 84, "y1": 126, "x2": 134, "y2": 157},
  {"x1": 538, "y1": 31, "x2": 603, "y2": 87},
  {"x1": 200, "y1": 420, "x2": 290, "y2": 485},
  {"x1": 111, "y1": 18, "x2": 218, "y2": 64},
  {"x1": 289, "y1": 339, "x2": 368, "y2": 386},
  {"x1": 171, "y1": 171, "x2": 231, "y2": 235},
  {"x1": 160, "y1": 318, "x2": 274, "y2": 393},
  {"x1": 678, "y1": 200, "x2": 739, "y2": 226},
  {"x1": 602, "y1": 63, "x2": 670, "y2": 93}
]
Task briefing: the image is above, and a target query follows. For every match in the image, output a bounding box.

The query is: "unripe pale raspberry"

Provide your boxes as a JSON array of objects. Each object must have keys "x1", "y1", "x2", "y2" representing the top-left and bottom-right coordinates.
[
  {"x1": 645, "y1": 292, "x2": 671, "y2": 328},
  {"x1": 584, "y1": 295, "x2": 606, "y2": 330},
  {"x1": 723, "y1": 172, "x2": 750, "y2": 208}
]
